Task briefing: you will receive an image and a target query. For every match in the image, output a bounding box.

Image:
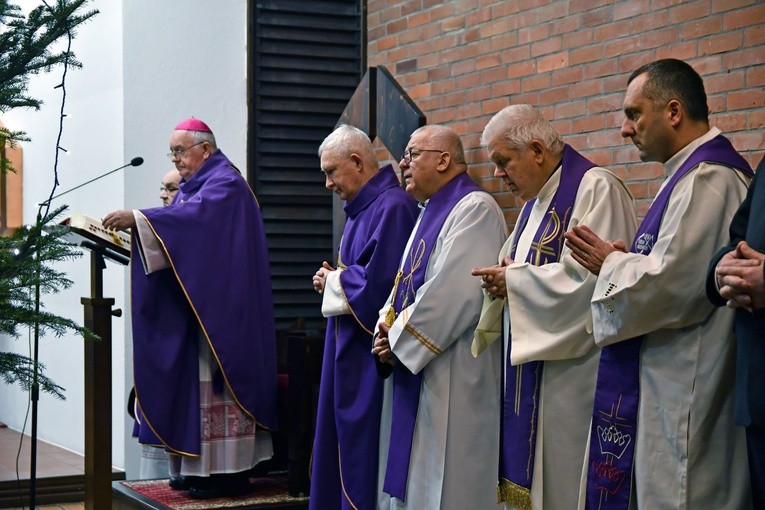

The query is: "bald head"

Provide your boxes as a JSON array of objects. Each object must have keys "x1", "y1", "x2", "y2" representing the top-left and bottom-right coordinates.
[
  {"x1": 412, "y1": 125, "x2": 467, "y2": 171},
  {"x1": 400, "y1": 124, "x2": 468, "y2": 202}
]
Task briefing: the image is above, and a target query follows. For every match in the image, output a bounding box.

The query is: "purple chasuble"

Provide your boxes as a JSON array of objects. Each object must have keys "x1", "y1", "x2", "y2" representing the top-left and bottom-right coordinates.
[
  {"x1": 382, "y1": 172, "x2": 483, "y2": 501},
  {"x1": 309, "y1": 166, "x2": 417, "y2": 510},
  {"x1": 585, "y1": 135, "x2": 753, "y2": 510},
  {"x1": 131, "y1": 149, "x2": 278, "y2": 455},
  {"x1": 499, "y1": 145, "x2": 596, "y2": 508}
]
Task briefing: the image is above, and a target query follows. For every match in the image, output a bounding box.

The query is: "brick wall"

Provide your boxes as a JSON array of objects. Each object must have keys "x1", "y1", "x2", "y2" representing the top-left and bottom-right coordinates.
[{"x1": 367, "y1": 0, "x2": 765, "y2": 222}]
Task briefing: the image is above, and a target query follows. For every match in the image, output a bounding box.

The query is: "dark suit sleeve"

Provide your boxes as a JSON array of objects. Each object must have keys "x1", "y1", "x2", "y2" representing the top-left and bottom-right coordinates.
[{"x1": 706, "y1": 159, "x2": 763, "y2": 306}]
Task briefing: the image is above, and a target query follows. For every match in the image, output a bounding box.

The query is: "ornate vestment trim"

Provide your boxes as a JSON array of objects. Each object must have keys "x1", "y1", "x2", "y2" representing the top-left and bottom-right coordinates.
[{"x1": 498, "y1": 478, "x2": 532, "y2": 510}]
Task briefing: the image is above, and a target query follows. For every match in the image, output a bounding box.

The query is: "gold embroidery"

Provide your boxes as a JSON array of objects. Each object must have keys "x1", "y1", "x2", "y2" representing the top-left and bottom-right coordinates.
[
  {"x1": 528, "y1": 206, "x2": 572, "y2": 265},
  {"x1": 510, "y1": 363, "x2": 542, "y2": 478},
  {"x1": 340, "y1": 283, "x2": 374, "y2": 336},
  {"x1": 497, "y1": 478, "x2": 532, "y2": 509},
  {"x1": 385, "y1": 238, "x2": 426, "y2": 327},
  {"x1": 385, "y1": 270, "x2": 403, "y2": 327},
  {"x1": 337, "y1": 237, "x2": 347, "y2": 269},
  {"x1": 400, "y1": 239, "x2": 425, "y2": 309},
  {"x1": 404, "y1": 323, "x2": 442, "y2": 355},
  {"x1": 514, "y1": 367, "x2": 523, "y2": 415}
]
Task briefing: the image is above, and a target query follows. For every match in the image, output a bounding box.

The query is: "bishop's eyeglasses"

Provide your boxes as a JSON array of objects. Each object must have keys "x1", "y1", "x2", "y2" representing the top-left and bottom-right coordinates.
[
  {"x1": 167, "y1": 141, "x2": 205, "y2": 159},
  {"x1": 401, "y1": 148, "x2": 444, "y2": 164}
]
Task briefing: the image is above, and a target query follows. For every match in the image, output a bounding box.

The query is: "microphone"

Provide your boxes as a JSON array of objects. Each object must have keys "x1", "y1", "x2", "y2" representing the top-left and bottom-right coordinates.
[{"x1": 39, "y1": 157, "x2": 144, "y2": 205}]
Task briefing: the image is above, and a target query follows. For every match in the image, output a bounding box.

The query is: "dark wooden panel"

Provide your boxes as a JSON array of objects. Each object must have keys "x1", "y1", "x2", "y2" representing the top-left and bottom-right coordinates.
[
  {"x1": 258, "y1": 0, "x2": 359, "y2": 16},
  {"x1": 250, "y1": 0, "x2": 361, "y2": 330},
  {"x1": 376, "y1": 66, "x2": 428, "y2": 163}
]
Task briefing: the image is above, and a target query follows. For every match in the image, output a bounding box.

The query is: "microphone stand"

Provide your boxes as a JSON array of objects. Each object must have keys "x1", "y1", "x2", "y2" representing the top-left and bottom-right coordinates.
[
  {"x1": 27, "y1": 157, "x2": 142, "y2": 509},
  {"x1": 39, "y1": 157, "x2": 144, "y2": 207},
  {"x1": 30, "y1": 217, "x2": 41, "y2": 510}
]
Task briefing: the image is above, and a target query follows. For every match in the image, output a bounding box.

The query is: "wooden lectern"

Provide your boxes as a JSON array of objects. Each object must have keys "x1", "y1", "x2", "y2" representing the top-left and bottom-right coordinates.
[{"x1": 64, "y1": 215, "x2": 129, "y2": 509}]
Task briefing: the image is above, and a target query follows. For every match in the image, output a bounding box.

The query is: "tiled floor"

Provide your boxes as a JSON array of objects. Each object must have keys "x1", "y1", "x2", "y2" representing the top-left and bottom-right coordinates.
[
  {"x1": 0, "y1": 425, "x2": 85, "y2": 509},
  {"x1": 0, "y1": 425, "x2": 84, "y2": 482}
]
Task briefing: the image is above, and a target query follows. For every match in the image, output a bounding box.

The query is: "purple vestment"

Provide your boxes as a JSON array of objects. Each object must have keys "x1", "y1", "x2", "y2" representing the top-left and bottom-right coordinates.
[
  {"x1": 131, "y1": 149, "x2": 278, "y2": 456},
  {"x1": 382, "y1": 172, "x2": 483, "y2": 501},
  {"x1": 585, "y1": 134, "x2": 752, "y2": 510},
  {"x1": 500, "y1": 146, "x2": 595, "y2": 507},
  {"x1": 309, "y1": 166, "x2": 418, "y2": 510}
]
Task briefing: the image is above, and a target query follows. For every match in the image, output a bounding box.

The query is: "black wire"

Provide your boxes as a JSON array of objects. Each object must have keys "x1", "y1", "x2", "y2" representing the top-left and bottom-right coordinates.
[
  {"x1": 14, "y1": 321, "x2": 33, "y2": 510},
  {"x1": 18, "y1": 3, "x2": 75, "y2": 508},
  {"x1": 39, "y1": 0, "x2": 73, "y2": 220}
]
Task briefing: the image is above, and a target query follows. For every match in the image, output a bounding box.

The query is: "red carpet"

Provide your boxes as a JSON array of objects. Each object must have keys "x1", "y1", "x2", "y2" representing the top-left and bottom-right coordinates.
[{"x1": 118, "y1": 476, "x2": 308, "y2": 509}]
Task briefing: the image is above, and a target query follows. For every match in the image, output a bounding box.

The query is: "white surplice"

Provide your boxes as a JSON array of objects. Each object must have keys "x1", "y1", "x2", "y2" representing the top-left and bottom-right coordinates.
[
  {"x1": 580, "y1": 128, "x2": 752, "y2": 509},
  {"x1": 376, "y1": 191, "x2": 508, "y2": 510},
  {"x1": 499, "y1": 166, "x2": 637, "y2": 510}
]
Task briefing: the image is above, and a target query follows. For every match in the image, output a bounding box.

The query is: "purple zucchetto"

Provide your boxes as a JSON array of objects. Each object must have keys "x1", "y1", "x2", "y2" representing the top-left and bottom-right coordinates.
[{"x1": 174, "y1": 118, "x2": 212, "y2": 132}]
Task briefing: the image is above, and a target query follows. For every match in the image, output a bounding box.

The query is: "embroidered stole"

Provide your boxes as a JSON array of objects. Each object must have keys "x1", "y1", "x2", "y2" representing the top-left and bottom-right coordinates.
[
  {"x1": 584, "y1": 134, "x2": 753, "y2": 510},
  {"x1": 499, "y1": 145, "x2": 596, "y2": 509},
  {"x1": 382, "y1": 172, "x2": 482, "y2": 501}
]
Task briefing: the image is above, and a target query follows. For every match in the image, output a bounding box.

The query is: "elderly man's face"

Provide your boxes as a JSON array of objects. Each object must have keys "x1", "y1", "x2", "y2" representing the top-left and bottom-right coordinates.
[
  {"x1": 160, "y1": 169, "x2": 181, "y2": 206},
  {"x1": 399, "y1": 130, "x2": 444, "y2": 202},
  {"x1": 169, "y1": 130, "x2": 208, "y2": 179},
  {"x1": 488, "y1": 136, "x2": 545, "y2": 202},
  {"x1": 320, "y1": 150, "x2": 364, "y2": 201},
  {"x1": 620, "y1": 73, "x2": 674, "y2": 164}
]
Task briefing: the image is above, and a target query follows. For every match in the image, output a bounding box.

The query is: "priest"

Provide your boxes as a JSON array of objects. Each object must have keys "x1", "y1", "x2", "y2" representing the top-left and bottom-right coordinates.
[
  {"x1": 565, "y1": 59, "x2": 752, "y2": 509},
  {"x1": 471, "y1": 104, "x2": 637, "y2": 510},
  {"x1": 309, "y1": 125, "x2": 417, "y2": 510},
  {"x1": 103, "y1": 118, "x2": 277, "y2": 499},
  {"x1": 372, "y1": 124, "x2": 507, "y2": 509}
]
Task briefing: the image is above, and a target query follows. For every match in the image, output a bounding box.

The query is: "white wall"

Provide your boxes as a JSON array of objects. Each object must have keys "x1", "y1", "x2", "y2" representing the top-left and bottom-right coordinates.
[
  {"x1": 0, "y1": 0, "x2": 126, "y2": 467},
  {"x1": 0, "y1": 0, "x2": 247, "y2": 478}
]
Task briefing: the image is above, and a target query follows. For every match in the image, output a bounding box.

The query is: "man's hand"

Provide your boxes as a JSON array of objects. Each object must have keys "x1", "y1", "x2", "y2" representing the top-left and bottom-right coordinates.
[
  {"x1": 372, "y1": 322, "x2": 395, "y2": 365},
  {"x1": 471, "y1": 256, "x2": 512, "y2": 300},
  {"x1": 102, "y1": 210, "x2": 136, "y2": 231},
  {"x1": 564, "y1": 225, "x2": 627, "y2": 275},
  {"x1": 312, "y1": 261, "x2": 334, "y2": 294},
  {"x1": 716, "y1": 241, "x2": 765, "y2": 312}
]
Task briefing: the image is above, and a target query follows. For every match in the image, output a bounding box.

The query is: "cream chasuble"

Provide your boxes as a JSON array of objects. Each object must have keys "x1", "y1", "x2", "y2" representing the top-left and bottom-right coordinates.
[
  {"x1": 376, "y1": 192, "x2": 507, "y2": 510},
  {"x1": 495, "y1": 166, "x2": 637, "y2": 510},
  {"x1": 579, "y1": 128, "x2": 751, "y2": 509}
]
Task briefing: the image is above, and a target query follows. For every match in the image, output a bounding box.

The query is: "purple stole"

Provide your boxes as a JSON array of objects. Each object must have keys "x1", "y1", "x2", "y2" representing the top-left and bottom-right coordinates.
[
  {"x1": 584, "y1": 134, "x2": 753, "y2": 510},
  {"x1": 499, "y1": 145, "x2": 596, "y2": 508},
  {"x1": 382, "y1": 172, "x2": 482, "y2": 501}
]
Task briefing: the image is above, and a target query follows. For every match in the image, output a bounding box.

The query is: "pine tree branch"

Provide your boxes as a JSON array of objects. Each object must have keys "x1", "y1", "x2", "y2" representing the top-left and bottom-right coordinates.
[
  {"x1": 0, "y1": 0, "x2": 98, "y2": 173},
  {"x1": 0, "y1": 352, "x2": 65, "y2": 399},
  {"x1": 1, "y1": 206, "x2": 99, "y2": 397}
]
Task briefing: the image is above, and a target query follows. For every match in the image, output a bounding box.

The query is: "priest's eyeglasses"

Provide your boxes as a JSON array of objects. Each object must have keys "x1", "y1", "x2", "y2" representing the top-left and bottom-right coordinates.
[
  {"x1": 160, "y1": 185, "x2": 179, "y2": 193},
  {"x1": 402, "y1": 148, "x2": 444, "y2": 164},
  {"x1": 167, "y1": 141, "x2": 205, "y2": 159}
]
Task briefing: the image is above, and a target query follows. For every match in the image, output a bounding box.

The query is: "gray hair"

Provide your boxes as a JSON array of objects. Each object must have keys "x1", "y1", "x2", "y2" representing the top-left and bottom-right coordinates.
[
  {"x1": 318, "y1": 124, "x2": 378, "y2": 167},
  {"x1": 481, "y1": 104, "x2": 564, "y2": 157},
  {"x1": 191, "y1": 130, "x2": 217, "y2": 151}
]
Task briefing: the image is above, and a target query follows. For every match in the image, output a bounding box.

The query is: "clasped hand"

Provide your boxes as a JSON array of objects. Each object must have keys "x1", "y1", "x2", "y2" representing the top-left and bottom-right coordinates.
[
  {"x1": 312, "y1": 261, "x2": 334, "y2": 294},
  {"x1": 564, "y1": 225, "x2": 627, "y2": 275},
  {"x1": 715, "y1": 241, "x2": 765, "y2": 313},
  {"x1": 372, "y1": 323, "x2": 395, "y2": 365}
]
